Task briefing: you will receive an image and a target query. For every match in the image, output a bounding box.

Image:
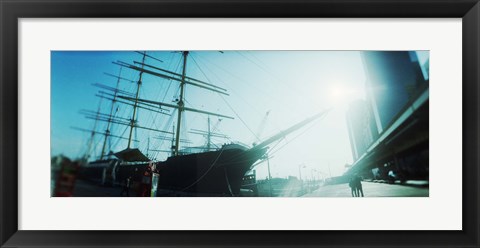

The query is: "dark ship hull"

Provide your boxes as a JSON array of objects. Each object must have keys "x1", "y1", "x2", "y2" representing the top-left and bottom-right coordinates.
[
  {"x1": 82, "y1": 144, "x2": 267, "y2": 196},
  {"x1": 156, "y1": 145, "x2": 266, "y2": 196}
]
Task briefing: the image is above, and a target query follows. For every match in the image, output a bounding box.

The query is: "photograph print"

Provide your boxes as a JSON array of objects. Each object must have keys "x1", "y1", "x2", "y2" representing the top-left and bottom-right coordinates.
[{"x1": 51, "y1": 50, "x2": 429, "y2": 197}]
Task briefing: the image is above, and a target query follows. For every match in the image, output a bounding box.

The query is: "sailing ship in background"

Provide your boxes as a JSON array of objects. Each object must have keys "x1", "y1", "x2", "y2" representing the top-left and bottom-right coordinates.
[{"x1": 73, "y1": 51, "x2": 328, "y2": 196}]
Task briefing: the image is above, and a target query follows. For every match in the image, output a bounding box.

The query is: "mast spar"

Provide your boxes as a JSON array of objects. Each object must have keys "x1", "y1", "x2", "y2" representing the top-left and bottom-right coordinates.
[
  {"x1": 127, "y1": 52, "x2": 147, "y2": 148},
  {"x1": 84, "y1": 97, "x2": 103, "y2": 160},
  {"x1": 252, "y1": 109, "x2": 331, "y2": 151},
  {"x1": 114, "y1": 51, "x2": 233, "y2": 156},
  {"x1": 100, "y1": 67, "x2": 122, "y2": 159},
  {"x1": 174, "y1": 51, "x2": 189, "y2": 156}
]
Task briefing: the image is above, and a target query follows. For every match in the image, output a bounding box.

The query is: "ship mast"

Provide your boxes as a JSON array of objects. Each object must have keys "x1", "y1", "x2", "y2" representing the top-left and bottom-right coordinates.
[
  {"x1": 127, "y1": 52, "x2": 147, "y2": 148},
  {"x1": 171, "y1": 125, "x2": 175, "y2": 156},
  {"x1": 75, "y1": 53, "x2": 173, "y2": 162},
  {"x1": 114, "y1": 51, "x2": 233, "y2": 155},
  {"x1": 100, "y1": 67, "x2": 122, "y2": 159},
  {"x1": 188, "y1": 116, "x2": 228, "y2": 152},
  {"x1": 207, "y1": 116, "x2": 211, "y2": 151},
  {"x1": 174, "y1": 51, "x2": 188, "y2": 156},
  {"x1": 84, "y1": 98, "x2": 103, "y2": 160}
]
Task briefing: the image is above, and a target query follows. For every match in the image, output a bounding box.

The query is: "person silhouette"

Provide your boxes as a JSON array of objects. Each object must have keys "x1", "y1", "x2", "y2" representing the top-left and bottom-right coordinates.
[
  {"x1": 354, "y1": 174, "x2": 364, "y2": 197},
  {"x1": 349, "y1": 176, "x2": 358, "y2": 197}
]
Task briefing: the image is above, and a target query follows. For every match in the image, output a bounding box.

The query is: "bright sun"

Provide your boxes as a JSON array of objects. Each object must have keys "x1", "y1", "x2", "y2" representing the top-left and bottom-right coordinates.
[
  {"x1": 329, "y1": 85, "x2": 348, "y2": 105},
  {"x1": 328, "y1": 83, "x2": 364, "y2": 107}
]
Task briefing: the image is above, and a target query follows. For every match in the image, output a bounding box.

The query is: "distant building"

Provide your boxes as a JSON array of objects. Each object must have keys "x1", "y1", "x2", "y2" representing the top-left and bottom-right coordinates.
[
  {"x1": 361, "y1": 51, "x2": 428, "y2": 134},
  {"x1": 346, "y1": 99, "x2": 375, "y2": 161}
]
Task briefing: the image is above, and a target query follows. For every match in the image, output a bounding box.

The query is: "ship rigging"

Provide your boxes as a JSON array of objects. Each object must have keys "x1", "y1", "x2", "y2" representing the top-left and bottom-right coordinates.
[{"x1": 73, "y1": 51, "x2": 330, "y2": 196}]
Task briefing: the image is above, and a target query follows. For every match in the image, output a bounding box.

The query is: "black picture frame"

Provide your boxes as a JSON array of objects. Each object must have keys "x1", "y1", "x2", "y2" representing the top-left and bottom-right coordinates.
[{"x1": 1, "y1": 0, "x2": 479, "y2": 247}]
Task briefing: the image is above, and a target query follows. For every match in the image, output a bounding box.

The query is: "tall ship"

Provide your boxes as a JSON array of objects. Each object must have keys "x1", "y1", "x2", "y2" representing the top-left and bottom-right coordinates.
[{"x1": 74, "y1": 51, "x2": 328, "y2": 196}]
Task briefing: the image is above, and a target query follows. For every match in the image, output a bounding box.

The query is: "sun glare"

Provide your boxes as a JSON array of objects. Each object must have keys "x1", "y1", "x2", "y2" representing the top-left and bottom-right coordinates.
[
  {"x1": 329, "y1": 84, "x2": 348, "y2": 106},
  {"x1": 328, "y1": 82, "x2": 365, "y2": 108}
]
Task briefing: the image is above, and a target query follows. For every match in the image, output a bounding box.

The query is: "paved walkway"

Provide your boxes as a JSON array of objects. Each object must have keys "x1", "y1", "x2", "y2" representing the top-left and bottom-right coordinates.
[
  {"x1": 72, "y1": 179, "x2": 133, "y2": 197},
  {"x1": 68, "y1": 179, "x2": 428, "y2": 197},
  {"x1": 303, "y1": 182, "x2": 429, "y2": 197}
]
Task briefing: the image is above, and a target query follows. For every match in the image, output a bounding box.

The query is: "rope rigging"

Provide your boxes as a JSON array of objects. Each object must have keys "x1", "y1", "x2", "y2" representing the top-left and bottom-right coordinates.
[
  {"x1": 190, "y1": 54, "x2": 259, "y2": 141},
  {"x1": 179, "y1": 146, "x2": 226, "y2": 192}
]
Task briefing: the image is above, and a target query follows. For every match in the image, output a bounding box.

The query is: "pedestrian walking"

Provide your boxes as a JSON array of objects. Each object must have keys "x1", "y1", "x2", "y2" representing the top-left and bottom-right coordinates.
[
  {"x1": 354, "y1": 174, "x2": 364, "y2": 197},
  {"x1": 349, "y1": 176, "x2": 358, "y2": 197}
]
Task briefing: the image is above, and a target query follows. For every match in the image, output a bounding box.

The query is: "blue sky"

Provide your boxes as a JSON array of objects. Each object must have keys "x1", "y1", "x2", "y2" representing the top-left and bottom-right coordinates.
[{"x1": 51, "y1": 51, "x2": 429, "y2": 179}]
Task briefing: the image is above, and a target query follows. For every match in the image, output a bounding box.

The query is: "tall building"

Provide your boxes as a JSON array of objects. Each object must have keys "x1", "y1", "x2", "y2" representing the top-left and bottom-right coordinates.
[
  {"x1": 345, "y1": 51, "x2": 430, "y2": 181},
  {"x1": 346, "y1": 99, "x2": 374, "y2": 161},
  {"x1": 361, "y1": 51, "x2": 428, "y2": 134}
]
